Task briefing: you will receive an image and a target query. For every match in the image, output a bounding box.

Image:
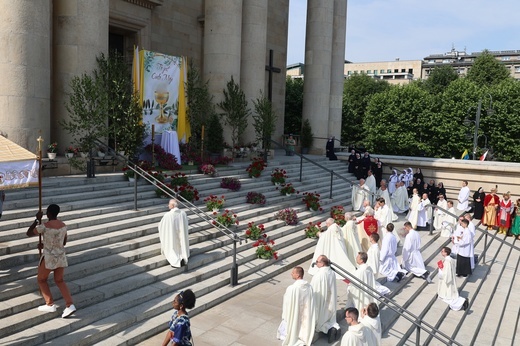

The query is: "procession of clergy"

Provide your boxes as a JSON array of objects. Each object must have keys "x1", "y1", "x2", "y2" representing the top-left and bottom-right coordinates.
[{"x1": 274, "y1": 167, "x2": 512, "y2": 346}]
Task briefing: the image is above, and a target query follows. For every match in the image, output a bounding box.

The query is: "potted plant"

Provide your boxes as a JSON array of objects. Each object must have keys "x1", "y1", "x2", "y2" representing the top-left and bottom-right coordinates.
[
  {"x1": 279, "y1": 183, "x2": 297, "y2": 196},
  {"x1": 97, "y1": 146, "x2": 106, "y2": 158},
  {"x1": 300, "y1": 119, "x2": 314, "y2": 154},
  {"x1": 274, "y1": 208, "x2": 298, "y2": 225},
  {"x1": 270, "y1": 168, "x2": 288, "y2": 185},
  {"x1": 304, "y1": 221, "x2": 322, "y2": 238},
  {"x1": 330, "y1": 205, "x2": 346, "y2": 226},
  {"x1": 246, "y1": 191, "x2": 266, "y2": 205},
  {"x1": 245, "y1": 222, "x2": 265, "y2": 240},
  {"x1": 302, "y1": 191, "x2": 322, "y2": 211},
  {"x1": 204, "y1": 195, "x2": 225, "y2": 212},
  {"x1": 65, "y1": 146, "x2": 78, "y2": 159},
  {"x1": 252, "y1": 92, "x2": 278, "y2": 153},
  {"x1": 47, "y1": 142, "x2": 58, "y2": 160},
  {"x1": 200, "y1": 163, "x2": 217, "y2": 176},
  {"x1": 220, "y1": 177, "x2": 241, "y2": 191},
  {"x1": 246, "y1": 158, "x2": 267, "y2": 178},
  {"x1": 122, "y1": 166, "x2": 136, "y2": 181},
  {"x1": 253, "y1": 238, "x2": 278, "y2": 260},
  {"x1": 212, "y1": 209, "x2": 239, "y2": 228},
  {"x1": 173, "y1": 184, "x2": 199, "y2": 203}
]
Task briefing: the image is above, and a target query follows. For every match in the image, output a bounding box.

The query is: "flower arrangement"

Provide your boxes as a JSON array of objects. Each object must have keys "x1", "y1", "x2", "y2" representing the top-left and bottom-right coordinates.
[
  {"x1": 304, "y1": 221, "x2": 322, "y2": 238},
  {"x1": 65, "y1": 146, "x2": 78, "y2": 154},
  {"x1": 200, "y1": 163, "x2": 217, "y2": 176},
  {"x1": 213, "y1": 209, "x2": 239, "y2": 228},
  {"x1": 149, "y1": 170, "x2": 166, "y2": 183},
  {"x1": 253, "y1": 238, "x2": 278, "y2": 260},
  {"x1": 173, "y1": 184, "x2": 199, "y2": 202},
  {"x1": 220, "y1": 177, "x2": 241, "y2": 191},
  {"x1": 179, "y1": 142, "x2": 201, "y2": 165},
  {"x1": 98, "y1": 145, "x2": 106, "y2": 154},
  {"x1": 145, "y1": 144, "x2": 182, "y2": 171},
  {"x1": 279, "y1": 183, "x2": 297, "y2": 196},
  {"x1": 170, "y1": 172, "x2": 189, "y2": 187},
  {"x1": 271, "y1": 168, "x2": 288, "y2": 185},
  {"x1": 331, "y1": 205, "x2": 346, "y2": 226},
  {"x1": 122, "y1": 165, "x2": 135, "y2": 179},
  {"x1": 47, "y1": 142, "x2": 58, "y2": 153},
  {"x1": 245, "y1": 222, "x2": 265, "y2": 240},
  {"x1": 246, "y1": 191, "x2": 266, "y2": 205},
  {"x1": 275, "y1": 208, "x2": 298, "y2": 225},
  {"x1": 302, "y1": 191, "x2": 322, "y2": 211},
  {"x1": 204, "y1": 194, "x2": 225, "y2": 211},
  {"x1": 246, "y1": 158, "x2": 267, "y2": 178}
]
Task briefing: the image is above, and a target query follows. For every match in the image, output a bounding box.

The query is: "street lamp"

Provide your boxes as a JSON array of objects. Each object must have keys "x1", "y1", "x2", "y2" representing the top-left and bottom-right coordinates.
[{"x1": 464, "y1": 95, "x2": 493, "y2": 160}]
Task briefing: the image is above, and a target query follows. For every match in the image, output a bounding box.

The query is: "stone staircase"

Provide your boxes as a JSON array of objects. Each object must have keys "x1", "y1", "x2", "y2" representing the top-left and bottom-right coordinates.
[{"x1": 0, "y1": 155, "x2": 356, "y2": 345}]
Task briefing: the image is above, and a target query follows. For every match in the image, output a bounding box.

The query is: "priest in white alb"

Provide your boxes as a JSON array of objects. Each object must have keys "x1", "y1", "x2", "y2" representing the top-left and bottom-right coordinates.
[
  {"x1": 407, "y1": 188, "x2": 421, "y2": 229},
  {"x1": 377, "y1": 180, "x2": 398, "y2": 222},
  {"x1": 457, "y1": 180, "x2": 470, "y2": 213},
  {"x1": 391, "y1": 181, "x2": 409, "y2": 214},
  {"x1": 365, "y1": 170, "x2": 377, "y2": 205},
  {"x1": 158, "y1": 199, "x2": 190, "y2": 267},
  {"x1": 310, "y1": 255, "x2": 341, "y2": 342},
  {"x1": 416, "y1": 193, "x2": 432, "y2": 229},
  {"x1": 341, "y1": 213, "x2": 362, "y2": 267},
  {"x1": 433, "y1": 194, "x2": 449, "y2": 231},
  {"x1": 352, "y1": 179, "x2": 370, "y2": 212},
  {"x1": 347, "y1": 252, "x2": 378, "y2": 313},
  {"x1": 277, "y1": 266, "x2": 315, "y2": 346},
  {"x1": 402, "y1": 222, "x2": 430, "y2": 280},
  {"x1": 379, "y1": 223, "x2": 405, "y2": 283},
  {"x1": 437, "y1": 247, "x2": 468, "y2": 311}
]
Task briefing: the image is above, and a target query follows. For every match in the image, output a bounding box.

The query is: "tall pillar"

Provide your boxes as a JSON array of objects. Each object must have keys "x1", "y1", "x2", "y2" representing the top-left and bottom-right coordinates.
[
  {"x1": 328, "y1": 0, "x2": 347, "y2": 142},
  {"x1": 203, "y1": 0, "x2": 242, "y2": 144},
  {"x1": 0, "y1": 0, "x2": 51, "y2": 151},
  {"x1": 53, "y1": 0, "x2": 109, "y2": 152},
  {"x1": 302, "y1": 0, "x2": 334, "y2": 154},
  {"x1": 241, "y1": 0, "x2": 267, "y2": 145}
]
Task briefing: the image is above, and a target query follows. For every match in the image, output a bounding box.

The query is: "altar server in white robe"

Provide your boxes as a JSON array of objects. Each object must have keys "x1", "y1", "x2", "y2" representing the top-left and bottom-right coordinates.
[
  {"x1": 158, "y1": 199, "x2": 190, "y2": 267},
  {"x1": 310, "y1": 256, "x2": 341, "y2": 342},
  {"x1": 451, "y1": 216, "x2": 465, "y2": 256},
  {"x1": 360, "y1": 303, "x2": 382, "y2": 346},
  {"x1": 464, "y1": 213, "x2": 476, "y2": 270},
  {"x1": 367, "y1": 233, "x2": 380, "y2": 276},
  {"x1": 341, "y1": 213, "x2": 362, "y2": 266},
  {"x1": 309, "y1": 218, "x2": 357, "y2": 278},
  {"x1": 402, "y1": 222, "x2": 430, "y2": 280},
  {"x1": 434, "y1": 194, "x2": 449, "y2": 231},
  {"x1": 406, "y1": 189, "x2": 421, "y2": 229},
  {"x1": 440, "y1": 200, "x2": 457, "y2": 238},
  {"x1": 417, "y1": 193, "x2": 432, "y2": 228},
  {"x1": 352, "y1": 179, "x2": 370, "y2": 212},
  {"x1": 377, "y1": 182, "x2": 398, "y2": 222},
  {"x1": 348, "y1": 252, "x2": 378, "y2": 313},
  {"x1": 374, "y1": 197, "x2": 391, "y2": 238},
  {"x1": 437, "y1": 247, "x2": 468, "y2": 311},
  {"x1": 341, "y1": 307, "x2": 377, "y2": 346},
  {"x1": 365, "y1": 171, "x2": 377, "y2": 205},
  {"x1": 456, "y1": 180, "x2": 470, "y2": 213},
  {"x1": 392, "y1": 181, "x2": 409, "y2": 214},
  {"x1": 455, "y1": 219, "x2": 473, "y2": 277},
  {"x1": 277, "y1": 266, "x2": 315, "y2": 346},
  {"x1": 379, "y1": 223, "x2": 405, "y2": 282}
]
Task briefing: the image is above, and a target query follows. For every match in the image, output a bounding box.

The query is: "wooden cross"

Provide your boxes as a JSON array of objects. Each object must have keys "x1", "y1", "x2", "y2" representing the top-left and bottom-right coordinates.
[{"x1": 265, "y1": 49, "x2": 281, "y2": 102}]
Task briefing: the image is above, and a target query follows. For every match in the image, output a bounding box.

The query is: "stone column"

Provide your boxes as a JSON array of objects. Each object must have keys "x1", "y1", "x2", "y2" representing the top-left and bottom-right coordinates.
[
  {"x1": 302, "y1": 0, "x2": 334, "y2": 154},
  {"x1": 203, "y1": 0, "x2": 242, "y2": 103},
  {"x1": 0, "y1": 0, "x2": 51, "y2": 150},
  {"x1": 240, "y1": 0, "x2": 267, "y2": 145},
  {"x1": 53, "y1": 0, "x2": 109, "y2": 152},
  {"x1": 328, "y1": 0, "x2": 347, "y2": 142},
  {"x1": 203, "y1": 0, "x2": 243, "y2": 145}
]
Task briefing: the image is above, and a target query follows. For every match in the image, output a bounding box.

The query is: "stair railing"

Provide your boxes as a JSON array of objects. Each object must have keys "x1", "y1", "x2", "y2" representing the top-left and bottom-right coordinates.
[
  {"x1": 267, "y1": 138, "x2": 378, "y2": 202},
  {"x1": 329, "y1": 260, "x2": 462, "y2": 346},
  {"x1": 95, "y1": 140, "x2": 246, "y2": 287}
]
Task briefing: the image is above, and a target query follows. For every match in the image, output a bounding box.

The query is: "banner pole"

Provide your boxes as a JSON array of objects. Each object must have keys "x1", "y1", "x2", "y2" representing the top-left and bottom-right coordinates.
[{"x1": 36, "y1": 136, "x2": 43, "y2": 259}]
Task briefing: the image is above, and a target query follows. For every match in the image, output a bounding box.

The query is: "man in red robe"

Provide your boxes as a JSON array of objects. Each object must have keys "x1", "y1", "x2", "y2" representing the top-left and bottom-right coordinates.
[{"x1": 497, "y1": 192, "x2": 514, "y2": 235}]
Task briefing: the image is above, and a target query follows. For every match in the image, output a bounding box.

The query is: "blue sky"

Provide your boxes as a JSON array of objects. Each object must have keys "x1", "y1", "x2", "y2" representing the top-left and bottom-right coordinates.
[{"x1": 288, "y1": 0, "x2": 520, "y2": 64}]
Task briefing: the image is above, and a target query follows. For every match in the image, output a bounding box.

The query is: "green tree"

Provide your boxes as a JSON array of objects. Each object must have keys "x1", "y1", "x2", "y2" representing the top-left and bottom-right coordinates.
[
  {"x1": 421, "y1": 65, "x2": 459, "y2": 95},
  {"x1": 284, "y1": 77, "x2": 304, "y2": 135},
  {"x1": 186, "y1": 60, "x2": 216, "y2": 150},
  {"x1": 342, "y1": 74, "x2": 390, "y2": 146},
  {"x1": 252, "y1": 92, "x2": 278, "y2": 150},
  {"x1": 466, "y1": 50, "x2": 511, "y2": 87},
  {"x1": 218, "y1": 76, "x2": 250, "y2": 149},
  {"x1": 206, "y1": 113, "x2": 224, "y2": 154}
]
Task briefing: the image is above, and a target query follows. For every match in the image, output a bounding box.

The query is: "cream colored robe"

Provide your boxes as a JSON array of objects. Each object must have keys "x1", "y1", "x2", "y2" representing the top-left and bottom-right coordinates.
[
  {"x1": 437, "y1": 256, "x2": 465, "y2": 310},
  {"x1": 158, "y1": 207, "x2": 190, "y2": 267},
  {"x1": 310, "y1": 266, "x2": 339, "y2": 333}
]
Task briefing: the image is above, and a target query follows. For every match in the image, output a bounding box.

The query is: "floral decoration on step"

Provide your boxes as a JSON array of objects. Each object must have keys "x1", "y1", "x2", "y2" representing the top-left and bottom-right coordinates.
[
  {"x1": 246, "y1": 158, "x2": 267, "y2": 178},
  {"x1": 253, "y1": 237, "x2": 278, "y2": 260},
  {"x1": 304, "y1": 221, "x2": 322, "y2": 239},
  {"x1": 220, "y1": 177, "x2": 241, "y2": 191},
  {"x1": 213, "y1": 209, "x2": 239, "y2": 228},
  {"x1": 245, "y1": 222, "x2": 265, "y2": 240},
  {"x1": 204, "y1": 194, "x2": 225, "y2": 211},
  {"x1": 330, "y1": 205, "x2": 346, "y2": 226},
  {"x1": 270, "y1": 168, "x2": 288, "y2": 185},
  {"x1": 278, "y1": 183, "x2": 297, "y2": 196},
  {"x1": 200, "y1": 163, "x2": 217, "y2": 176},
  {"x1": 246, "y1": 191, "x2": 266, "y2": 205},
  {"x1": 302, "y1": 191, "x2": 322, "y2": 211},
  {"x1": 275, "y1": 208, "x2": 298, "y2": 225}
]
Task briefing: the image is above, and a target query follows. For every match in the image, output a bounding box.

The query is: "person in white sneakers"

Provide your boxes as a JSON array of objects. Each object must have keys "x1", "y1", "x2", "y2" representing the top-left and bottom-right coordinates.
[{"x1": 26, "y1": 204, "x2": 76, "y2": 318}]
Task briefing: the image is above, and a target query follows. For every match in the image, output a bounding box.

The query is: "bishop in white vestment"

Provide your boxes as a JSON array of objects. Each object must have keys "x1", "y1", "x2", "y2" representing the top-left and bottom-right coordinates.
[
  {"x1": 158, "y1": 199, "x2": 190, "y2": 267},
  {"x1": 341, "y1": 214, "x2": 362, "y2": 267},
  {"x1": 310, "y1": 256, "x2": 340, "y2": 336},
  {"x1": 348, "y1": 253, "x2": 378, "y2": 313}
]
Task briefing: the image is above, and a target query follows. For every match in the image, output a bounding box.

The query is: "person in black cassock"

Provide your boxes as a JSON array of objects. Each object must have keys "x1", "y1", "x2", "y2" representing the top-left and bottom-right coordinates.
[
  {"x1": 472, "y1": 187, "x2": 485, "y2": 220},
  {"x1": 373, "y1": 158, "x2": 383, "y2": 188},
  {"x1": 348, "y1": 150, "x2": 356, "y2": 173},
  {"x1": 326, "y1": 136, "x2": 337, "y2": 160}
]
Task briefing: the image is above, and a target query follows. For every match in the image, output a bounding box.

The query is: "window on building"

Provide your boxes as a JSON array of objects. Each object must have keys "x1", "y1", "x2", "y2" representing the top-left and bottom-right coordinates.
[
  {"x1": 394, "y1": 69, "x2": 398, "y2": 73},
  {"x1": 408, "y1": 68, "x2": 413, "y2": 74},
  {"x1": 366, "y1": 70, "x2": 372, "y2": 74},
  {"x1": 380, "y1": 69, "x2": 385, "y2": 74},
  {"x1": 347, "y1": 71, "x2": 352, "y2": 75},
  {"x1": 515, "y1": 66, "x2": 520, "y2": 73},
  {"x1": 401, "y1": 69, "x2": 406, "y2": 73},
  {"x1": 502, "y1": 56, "x2": 511, "y2": 61},
  {"x1": 387, "y1": 69, "x2": 392, "y2": 73}
]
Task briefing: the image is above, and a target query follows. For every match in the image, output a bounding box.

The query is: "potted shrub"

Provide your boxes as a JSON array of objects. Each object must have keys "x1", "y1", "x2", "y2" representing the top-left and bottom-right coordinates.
[
  {"x1": 300, "y1": 119, "x2": 314, "y2": 154},
  {"x1": 279, "y1": 183, "x2": 297, "y2": 196},
  {"x1": 246, "y1": 158, "x2": 267, "y2": 178},
  {"x1": 245, "y1": 222, "x2": 265, "y2": 240},
  {"x1": 220, "y1": 177, "x2": 241, "y2": 191},
  {"x1": 302, "y1": 191, "x2": 322, "y2": 211},
  {"x1": 274, "y1": 208, "x2": 298, "y2": 225},
  {"x1": 47, "y1": 142, "x2": 58, "y2": 160},
  {"x1": 246, "y1": 191, "x2": 266, "y2": 205},
  {"x1": 270, "y1": 168, "x2": 288, "y2": 185},
  {"x1": 304, "y1": 221, "x2": 322, "y2": 238},
  {"x1": 331, "y1": 205, "x2": 346, "y2": 226},
  {"x1": 212, "y1": 209, "x2": 239, "y2": 228},
  {"x1": 206, "y1": 113, "x2": 224, "y2": 160},
  {"x1": 65, "y1": 146, "x2": 78, "y2": 159},
  {"x1": 200, "y1": 163, "x2": 217, "y2": 176},
  {"x1": 204, "y1": 195, "x2": 225, "y2": 212},
  {"x1": 253, "y1": 238, "x2": 278, "y2": 260}
]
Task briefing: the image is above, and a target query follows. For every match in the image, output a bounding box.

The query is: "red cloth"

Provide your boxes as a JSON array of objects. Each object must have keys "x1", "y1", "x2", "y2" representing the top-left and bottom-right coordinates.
[
  {"x1": 437, "y1": 260, "x2": 444, "y2": 269},
  {"x1": 484, "y1": 194, "x2": 499, "y2": 207},
  {"x1": 363, "y1": 215, "x2": 378, "y2": 236},
  {"x1": 497, "y1": 199, "x2": 513, "y2": 228}
]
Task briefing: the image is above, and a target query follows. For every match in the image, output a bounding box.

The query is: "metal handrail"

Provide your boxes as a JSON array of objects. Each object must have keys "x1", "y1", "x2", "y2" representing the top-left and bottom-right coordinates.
[
  {"x1": 94, "y1": 140, "x2": 245, "y2": 286},
  {"x1": 329, "y1": 260, "x2": 462, "y2": 346},
  {"x1": 267, "y1": 138, "x2": 379, "y2": 201}
]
